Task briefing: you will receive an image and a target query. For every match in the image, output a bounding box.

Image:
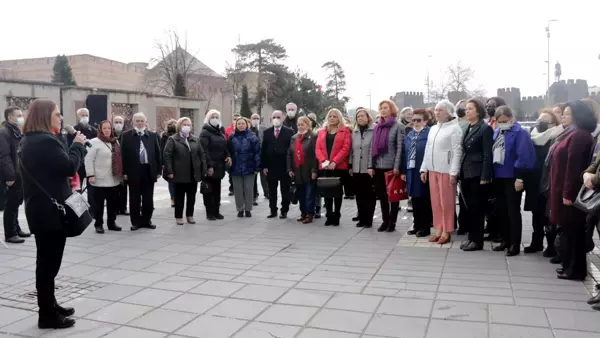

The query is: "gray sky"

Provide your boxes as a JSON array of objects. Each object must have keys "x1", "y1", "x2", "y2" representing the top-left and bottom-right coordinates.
[{"x1": 1, "y1": 0, "x2": 598, "y2": 108}]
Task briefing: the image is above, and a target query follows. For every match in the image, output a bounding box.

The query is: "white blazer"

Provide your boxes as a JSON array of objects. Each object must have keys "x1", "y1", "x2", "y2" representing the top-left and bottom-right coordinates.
[{"x1": 420, "y1": 119, "x2": 463, "y2": 176}]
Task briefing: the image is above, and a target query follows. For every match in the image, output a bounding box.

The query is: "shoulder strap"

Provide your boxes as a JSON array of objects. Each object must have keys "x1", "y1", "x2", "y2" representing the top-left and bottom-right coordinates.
[{"x1": 17, "y1": 153, "x2": 65, "y2": 211}]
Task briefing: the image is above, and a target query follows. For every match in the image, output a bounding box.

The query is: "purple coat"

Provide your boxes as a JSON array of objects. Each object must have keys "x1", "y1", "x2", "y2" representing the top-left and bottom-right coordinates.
[{"x1": 492, "y1": 122, "x2": 536, "y2": 179}]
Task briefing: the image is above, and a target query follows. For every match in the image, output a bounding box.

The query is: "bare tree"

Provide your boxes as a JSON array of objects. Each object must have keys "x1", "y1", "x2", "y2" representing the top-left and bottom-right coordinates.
[{"x1": 429, "y1": 61, "x2": 486, "y2": 101}]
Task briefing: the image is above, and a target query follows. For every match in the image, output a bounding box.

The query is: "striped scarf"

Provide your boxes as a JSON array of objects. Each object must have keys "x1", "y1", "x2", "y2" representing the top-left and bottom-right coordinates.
[{"x1": 408, "y1": 130, "x2": 421, "y2": 167}]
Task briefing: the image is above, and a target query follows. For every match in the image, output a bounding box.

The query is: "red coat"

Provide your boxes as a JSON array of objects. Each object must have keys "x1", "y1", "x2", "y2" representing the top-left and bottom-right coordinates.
[
  {"x1": 549, "y1": 127, "x2": 594, "y2": 225},
  {"x1": 316, "y1": 127, "x2": 352, "y2": 170},
  {"x1": 225, "y1": 124, "x2": 235, "y2": 140}
]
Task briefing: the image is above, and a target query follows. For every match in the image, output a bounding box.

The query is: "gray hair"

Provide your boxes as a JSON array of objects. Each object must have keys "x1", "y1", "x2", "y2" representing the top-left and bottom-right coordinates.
[
  {"x1": 76, "y1": 108, "x2": 89, "y2": 116},
  {"x1": 132, "y1": 112, "x2": 147, "y2": 121},
  {"x1": 435, "y1": 100, "x2": 456, "y2": 117},
  {"x1": 286, "y1": 102, "x2": 297, "y2": 110},
  {"x1": 455, "y1": 99, "x2": 468, "y2": 109},
  {"x1": 251, "y1": 113, "x2": 260, "y2": 119},
  {"x1": 204, "y1": 109, "x2": 221, "y2": 124},
  {"x1": 399, "y1": 107, "x2": 413, "y2": 118},
  {"x1": 272, "y1": 110, "x2": 283, "y2": 118},
  {"x1": 113, "y1": 115, "x2": 124, "y2": 122}
]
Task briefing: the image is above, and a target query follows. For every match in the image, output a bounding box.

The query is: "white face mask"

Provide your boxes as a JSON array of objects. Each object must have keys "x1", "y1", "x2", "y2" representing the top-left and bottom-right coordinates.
[
  {"x1": 209, "y1": 118, "x2": 220, "y2": 128},
  {"x1": 272, "y1": 118, "x2": 282, "y2": 127},
  {"x1": 134, "y1": 126, "x2": 146, "y2": 133},
  {"x1": 498, "y1": 122, "x2": 513, "y2": 131},
  {"x1": 114, "y1": 123, "x2": 123, "y2": 132},
  {"x1": 251, "y1": 119, "x2": 260, "y2": 127},
  {"x1": 79, "y1": 117, "x2": 89, "y2": 125},
  {"x1": 181, "y1": 126, "x2": 192, "y2": 134},
  {"x1": 413, "y1": 126, "x2": 424, "y2": 132},
  {"x1": 287, "y1": 110, "x2": 296, "y2": 118},
  {"x1": 16, "y1": 117, "x2": 25, "y2": 127}
]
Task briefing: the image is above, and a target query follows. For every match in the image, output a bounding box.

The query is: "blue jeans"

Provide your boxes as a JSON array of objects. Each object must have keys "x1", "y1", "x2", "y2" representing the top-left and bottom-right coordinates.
[
  {"x1": 168, "y1": 182, "x2": 175, "y2": 199},
  {"x1": 298, "y1": 182, "x2": 317, "y2": 216}
]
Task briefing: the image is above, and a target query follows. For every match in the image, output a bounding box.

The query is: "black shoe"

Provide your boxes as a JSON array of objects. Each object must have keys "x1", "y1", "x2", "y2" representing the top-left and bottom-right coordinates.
[
  {"x1": 556, "y1": 267, "x2": 564, "y2": 274},
  {"x1": 377, "y1": 223, "x2": 388, "y2": 232},
  {"x1": 524, "y1": 245, "x2": 543, "y2": 254},
  {"x1": 207, "y1": 214, "x2": 217, "y2": 221},
  {"x1": 314, "y1": 213, "x2": 322, "y2": 219},
  {"x1": 352, "y1": 216, "x2": 360, "y2": 222},
  {"x1": 344, "y1": 196, "x2": 350, "y2": 199},
  {"x1": 492, "y1": 243, "x2": 508, "y2": 252},
  {"x1": 332, "y1": 214, "x2": 340, "y2": 226},
  {"x1": 5, "y1": 236, "x2": 25, "y2": 244},
  {"x1": 543, "y1": 247, "x2": 557, "y2": 258},
  {"x1": 506, "y1": 245, "x2": 520, "y2": 257},
  {"x1": 407, "y1": 230, "x2": 418, "y2": 235},
  {"x1": 279, "y1": 212, "x2": 287, "y2": 219},
  {"x1": 356, "y1": 222, "x2": 365, "y2": 227},
  {"x1": 228, "y1": 192, "x2": 234, "y2": 196},
  {"x1": 38, "y1": 314, "x2": 76, "y2": 329},
  {"x1": 557, "y1": 273, "x2": 585, "y2": 281},
  {"x1": 245, "y1": 211, "x2": 252, "y2": 217},
  {"x1": 267, "y1": 212, "x2": 278, "y2": 219},
  {"x1": 592, "y1": 303, "x2": 600, "y2": 311},
  {"x1": 460, "y1": 240, "x2": 472, "y2": 250},
  {"x1": 122, "y1": 211, "x2": 130, "y2": 216},
  {"x1": 237, "y1": 211, "x2": 244, "y2": 218},
  {"x1": 253, "y1": 201, "x2": 258, "y2": 206},
  {"x1": 324, "y1": 215, "x2": 333, "y2": 226},
  {"x1": 95, "y1": 226, "x2": 104, "y2": 234},
  {"x1": 55, "y1": 304, "x2": 75, "y2": 317},
  {"x1": 143, "y1": 223, "x2": 156, "y2": 229},
  {"x1": 386, "y1": 224, "x2": 396, "y2": 232},
  {"x1": 215, "y1": 213, "x2": 224, "y2": 220},
  {"x1": 17, "y1": 230, "x2": 31, "y2": 238},
  {"x1": 107, "y1": 224, "x2": 122, "y2": 231},
  {"x1": 462, "y1": 242, "x2": 483, "y2": 251},
  {"x1": 587, "y1": 293, "x2": 600, "y2": 305},
  {"x1": 457, "y1": 229, "x2": 466, "y2": 235},
  {"x1": 549, "y1": 256, "x2": 562, "y2": 264},
  {"x1": 131, "y1": 225, "x2": 140, "y2": 231},
  {"x1": 416, "y1": 230, "x2": 431, "y2": 237}
]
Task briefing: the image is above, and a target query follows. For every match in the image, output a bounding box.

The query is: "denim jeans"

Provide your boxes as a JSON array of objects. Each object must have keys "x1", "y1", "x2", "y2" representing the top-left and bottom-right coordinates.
[
  {"x1": 168, "y1": 182, "x2": 175, "y2": 199},
  {"x1": 298, "y1": 182, "x2": 317, "y2": 215}
]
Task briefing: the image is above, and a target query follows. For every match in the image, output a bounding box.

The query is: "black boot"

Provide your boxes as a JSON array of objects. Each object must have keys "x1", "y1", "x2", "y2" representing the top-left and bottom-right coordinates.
[
  {"x1": 315, "y1": 206, "x2": 322, "y2": 219},
  {"x1": 324, "y1": 212, "x2": 333, "y2": 226},
  {"x1": 38, "y1": 312, "x2": 76, "y2": 329},
  {"x1": 524, "y1": 235, "x2": 544, "y2": 253},
  {"x1": 55, "y1": 304, "x2": 75, "y2": 317},
  {"x1": 386, "y1": 223, "x2": 396, "y2": 232},
  {"x1": 332, "y1": 212, "x2": 340, "y2": 226},
  {"x1": 377, "y1": 221, "x2": 389, "y2": 232}
]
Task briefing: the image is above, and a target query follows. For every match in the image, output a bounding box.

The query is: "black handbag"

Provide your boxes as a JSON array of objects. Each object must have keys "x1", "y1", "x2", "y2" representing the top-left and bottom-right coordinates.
[
  {"x1": 317, "y1": 177, "x2": 342, "y2": 198},
  {"x1": 574, "y1": 185, "x2": 600, "y2": 215},
  {"x1": 18, "y1": 157, "x2": 92, "y2": 237},
  {"x1": 200, "y1": 180, "x2": 212, "y2": 194},
  {"x1": 290, "y1": 181, "x2": 298, "y2": 205}
]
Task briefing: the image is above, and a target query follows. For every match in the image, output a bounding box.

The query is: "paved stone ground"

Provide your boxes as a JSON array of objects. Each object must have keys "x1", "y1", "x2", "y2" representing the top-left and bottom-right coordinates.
[{"x1": 1, "y1": 180, "x2": 600, "y2": 337}]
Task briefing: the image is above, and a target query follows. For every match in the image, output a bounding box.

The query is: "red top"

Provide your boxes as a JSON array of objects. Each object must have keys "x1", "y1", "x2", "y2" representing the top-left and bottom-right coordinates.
[
  {"x1": 315, "y1": 126, "x2": 352, "y2": 170},
  {"x1": 225, "y1": 124, "x2": 235, "y2": 140}
]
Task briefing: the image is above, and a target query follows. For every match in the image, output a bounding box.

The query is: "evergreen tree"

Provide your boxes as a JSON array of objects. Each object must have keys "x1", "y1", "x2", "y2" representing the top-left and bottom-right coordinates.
[
  {"x1": 174, "y1": 73, "x2": 187, "y2": 96},
  {"x1": 240, "y1": 85, "x2": 252, "y2": 118},
  {"x1": 51, "y1": 55, "x2": 77, "y2": 85}
]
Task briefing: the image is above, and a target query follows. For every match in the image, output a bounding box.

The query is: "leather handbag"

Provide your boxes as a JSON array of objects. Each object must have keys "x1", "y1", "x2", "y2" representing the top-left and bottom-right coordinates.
[
  {"x1": 574, "y1": 185, "x2": 600, "y2": 215},
  {"x1": 200, "y1": 180, "x2": 212, "y2": 194},
  {"x1": 18, "y1": 156, "x2": 92, "y2": 237},
  {"x1": 317, "y1": 177, "x2": 342, "y2": 198}
]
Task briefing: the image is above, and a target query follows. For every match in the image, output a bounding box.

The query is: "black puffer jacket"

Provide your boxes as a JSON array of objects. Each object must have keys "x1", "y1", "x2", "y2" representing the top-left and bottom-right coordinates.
[
  {"x1": 0, "y1": 121, "x2": 22, "y2": 182},
  {"x1": 199, "y1": 124, "x2": 230, "y2": 180}
]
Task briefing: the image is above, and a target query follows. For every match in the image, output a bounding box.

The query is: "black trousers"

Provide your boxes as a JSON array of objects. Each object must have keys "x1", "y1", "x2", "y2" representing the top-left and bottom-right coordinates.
[
  {"x1": 343, "y1": 173, "x2": 354, "y2": 197},
  {"x1": 412, "y1": 195, "x2": 433, "y2": 233},
  {"x1": 462, "y1": 178, "x2": 487, "y2": 244},
  {"x1": 128, "y1": 165, "x2": 155, "y2": 226},
  {"x1": 531, "y1": 195, "x2": 549, "y2": 247},
  {"x1": 353, "y1": 173, "x2": 376, "y2": 225},
  {"x1": 0, "y1": 181, "x2": 5, "y2": 211},
  {"x1": 116, "y1": 183, "x2": 128, "y2": 214},
  {"x1": 485, "y1": 184, "x2": 498, "y2": 237},
  {"x1": 93, "y1": 186, "x2": 118, "y2": 227},
  {"x1": 35, "y1": 233, "x2": 66, "y2": 314},
  {"x1": 267, "y1": 174, "x2": 291, "y2": 213},
  {"x1": 228, "y1": 173, "x2": 233, "y2": 193},
  {"x1": 202, "y1": 177, "x2": 222, "y2": 216},
  {"x1": 3, "y1": 182, "x2": 23, "y2": 239},
  {"x1": 494, "y1": 178, "x2": 523, "y2": 246},
  {"x1": 559, "y1": 208, "x2": 588, "y2": 279},
  {"x1": 374, "y1": 169, "x2": 399, "y2": 225},
  {"x1": 174, "y1": 182, "x2": 198, "y2": 218},
  {"x1": 457, "y1": 190, "x2": 469, "y2": 232}
]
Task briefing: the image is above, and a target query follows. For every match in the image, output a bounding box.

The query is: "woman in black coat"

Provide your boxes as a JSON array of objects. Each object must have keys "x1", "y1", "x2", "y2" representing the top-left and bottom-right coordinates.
[
  {"x1": 161, "y1": 119, "x2": 177, "y2": 207},
  {"x1": 163, "y1": 117, "x2": 207, "y2": 225},
  {"x1": 199, "y1": 110, "x2": 231, "y2": 220},
  {"x1": 19, "y1": 99, "x2": 87, "y2": 329}
]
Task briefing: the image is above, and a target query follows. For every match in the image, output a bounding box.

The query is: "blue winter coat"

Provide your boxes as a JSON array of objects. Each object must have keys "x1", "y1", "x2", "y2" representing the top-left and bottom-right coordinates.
[
  {"x1": 401, "y1": 127, "x2": 430, "y2": 197},
  {"x1": 492, "y1": 122, "x2": 536, "y2": 179},
  {"x1": 228, "y1": 130, "x2": 261, "y2": 176}
]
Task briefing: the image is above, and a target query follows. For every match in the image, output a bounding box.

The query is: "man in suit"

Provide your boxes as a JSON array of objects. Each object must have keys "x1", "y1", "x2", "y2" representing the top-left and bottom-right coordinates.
[
  {"x1": 251, "y1": 113, "x2": 268, "y2": 202},
  {"x1": 262, "y1": 110, "x2": 294, "y2": 218},
  {"x1": 67, "y1": 108, "x2": 98, "y2": 210},
  {"x1": 120, "y1": 112, "x2": 162, "y2": 230}
]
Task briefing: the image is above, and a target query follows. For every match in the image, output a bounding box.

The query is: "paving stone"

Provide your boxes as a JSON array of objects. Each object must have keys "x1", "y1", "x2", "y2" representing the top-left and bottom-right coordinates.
[
  {"x1": 0, "y1": 306, "x2": 34, "y2": 327},
  {"x1": 129, "y1": 308, "x2": 198, "y2": 332},
  {"x1": 40, "y1": 318, "x2": 117, "y2": 338},
  {"x1": 0, "y1": 315, "x2": 48, "y2": 337},
  {"x1": 151, "y1": 275, "x2": 204, "y2": 291},
  {"x1": 365, "y1": 314, "x2": 428, "y2": 338},
  {"x1": 208, "y1": 298, "x2": 270, "y2": 320},
  {"x1": 425, "y1": 319, "x2": 488, "y2": 338},
  {"x1": 85, "y1": 302, "x2": 152, "y2": 324},
  {"x1": 277, "y1": 289, "x2": 333, "y2": 307},
  {"x1": 546, "y1": 308, "x2": 600, "y2": 332},
  {"x1": 489, "y1": 323, "x2": 554, "y2": 338},
  {"x1": 324, "y1": 293, "x2": 382, "y2": 313},
  {"x1": 176, "y1": 315, "x2": 247, "y2": 338},
  {"x1": 489, "y1": 304, "x2": 550, "y2": 327},
  {"x1": 377, "y1": 297, "x2": 433, "y2": 318},
  {"x1": 234, "y1": 322, "x2": 301, "y2": 337},
  {"x1": 189, "y1": 280, "x2": 245, "y2": 296},
  {"x1": 121, "y1": 288, "x2": 182, "y2": 307},
  {"x1": 256, "y1": 304, "x2": 319, "y2": 326},
  {"x1": 85, "y1": 284, "x2": 143, "y2": 301},
  {"x1": 162, "y1": 293, "x2": 223, "y2": 314},
  {"x1": 103, "y1": 326, "x2": 166, "y2": 338},
  {"x1": 432, "y1": 300, "x2": 489, "y2": 322},
  {"x1": 232, "y1": 284, "x2": 288, "y2": 302},
  {"x1": 308, "y1": 309, "x2": 371, "y2": 333},
  {"x1": 297, "y1": 328, "x2": 360, "y2": 338},
  {"x1": 62, "y1": 297, "x2": 114, "y2": 316}
]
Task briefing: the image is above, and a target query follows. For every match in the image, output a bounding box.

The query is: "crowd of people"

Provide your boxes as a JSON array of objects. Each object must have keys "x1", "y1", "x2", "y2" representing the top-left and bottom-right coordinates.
[{"x1": 2, "y1": 95, "x2": 600, "y2": 328}]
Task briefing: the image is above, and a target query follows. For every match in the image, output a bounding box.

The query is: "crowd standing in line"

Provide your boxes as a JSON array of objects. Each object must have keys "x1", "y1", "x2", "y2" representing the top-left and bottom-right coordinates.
[{"x1": 4, "y1": 95, "x2": 600, "y2": 329}]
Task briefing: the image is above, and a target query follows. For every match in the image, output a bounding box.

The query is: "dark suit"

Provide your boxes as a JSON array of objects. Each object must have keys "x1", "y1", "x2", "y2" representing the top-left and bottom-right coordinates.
[
  {"x1": 459, "y1": 120, "x2": 494, "y2": 243},
  {"x1": 261, "y1": 125, "x2": 294, "y2": 213},
  {"x1": 120, "y1": 129, "x2": 162, "y2": 227}
]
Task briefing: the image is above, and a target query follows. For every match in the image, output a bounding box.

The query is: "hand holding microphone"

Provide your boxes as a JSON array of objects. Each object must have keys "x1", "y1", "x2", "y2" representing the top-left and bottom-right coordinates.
[{"x1": 64, "y1": 125, "x2": 91, "y2": 147}]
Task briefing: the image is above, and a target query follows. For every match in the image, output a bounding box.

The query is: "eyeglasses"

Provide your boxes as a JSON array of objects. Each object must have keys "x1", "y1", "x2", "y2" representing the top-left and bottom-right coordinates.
[{"x1": 412, "y1": 118, "x2": 423, "y2": 123}]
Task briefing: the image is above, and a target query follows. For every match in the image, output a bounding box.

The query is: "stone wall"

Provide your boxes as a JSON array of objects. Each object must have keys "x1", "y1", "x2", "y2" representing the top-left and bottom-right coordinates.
[{"x1": 0, "y1": 79, "x2": 61, "y2": 122}]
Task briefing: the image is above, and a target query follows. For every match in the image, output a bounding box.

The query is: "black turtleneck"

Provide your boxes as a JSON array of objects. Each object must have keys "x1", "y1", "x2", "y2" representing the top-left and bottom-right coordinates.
[{"x1": 359, "y1": 125, "x2": 368, "y2": 135}]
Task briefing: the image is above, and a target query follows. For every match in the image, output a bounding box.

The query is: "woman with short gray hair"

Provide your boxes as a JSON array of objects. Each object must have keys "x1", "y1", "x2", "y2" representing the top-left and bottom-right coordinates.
[{"x1": 420, "y1": 100, "x2": 463, "y2": 244}]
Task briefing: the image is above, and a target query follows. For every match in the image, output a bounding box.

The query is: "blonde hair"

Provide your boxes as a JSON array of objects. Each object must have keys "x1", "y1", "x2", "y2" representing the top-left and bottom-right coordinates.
[
  {"x1": 176, "y1": 117, "x2": 192, "y2": 132},
  {"x1": 204, "y1": 109, "x2": 221, "y2": 124},
  {"x1": 354, "y1": 108, "x2": 373, "y2": 129},
  {"x1": 323, "y1": 108, "x2": 345, "y2": 131},
  {"x1": 297, "y1": 116, "x2": 312, "y2": 130},
  {"x1": 235, "y1": 117, "x2": 251, "y2": 130}
]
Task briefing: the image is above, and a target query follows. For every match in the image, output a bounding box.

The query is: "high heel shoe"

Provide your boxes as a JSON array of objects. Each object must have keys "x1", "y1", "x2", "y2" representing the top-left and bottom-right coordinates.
[
  {"x1": 437, "y1": 234, "x2": 451, "y2": 245},
  {"x1": 429, "y1": 234, "x2": 441, "y2": 243}
]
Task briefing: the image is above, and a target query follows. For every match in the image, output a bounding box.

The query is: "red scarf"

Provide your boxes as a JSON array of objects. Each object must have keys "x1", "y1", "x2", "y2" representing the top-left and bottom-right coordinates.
[
  {"x1": 295, "y1": 134, "x2": 305, "y2": 168},
  {"x1": 97, "y1": 121, "x2": 124, "y2": 177}
]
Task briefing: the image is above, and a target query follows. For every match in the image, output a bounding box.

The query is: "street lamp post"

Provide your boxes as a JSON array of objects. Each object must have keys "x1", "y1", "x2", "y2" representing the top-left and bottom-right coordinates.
[
  {"x1": 546, "y1": 19, "x2": 558, "y2": 106},
  {"x1": 369, "y1": 72, "x2": 374, "y2": 113}
]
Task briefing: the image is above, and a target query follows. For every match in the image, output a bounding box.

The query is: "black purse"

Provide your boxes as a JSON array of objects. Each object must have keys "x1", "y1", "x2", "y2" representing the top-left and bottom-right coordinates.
[
  {"x1": 200, "y1": 180, "x2": 212, "y2": 194},
  {"x1": 317, "y1": 177, "x2": 342, "y2": 198},
  {"x1": 19, "y1": 157, "x2": 93, "y2": 237},
  {"x1": 574, "y1": 185, "x2": 600, "y2": 215},
  {"x1": 290, "y1": 181, "x2": 298, "y2": 205}
]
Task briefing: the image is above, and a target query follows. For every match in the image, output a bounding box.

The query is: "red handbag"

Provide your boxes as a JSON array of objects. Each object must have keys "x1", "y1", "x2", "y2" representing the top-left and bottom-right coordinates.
[{"x1": 385, "y1": 171, "x2": 408, "y2": 202}]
